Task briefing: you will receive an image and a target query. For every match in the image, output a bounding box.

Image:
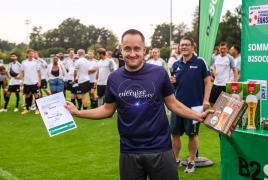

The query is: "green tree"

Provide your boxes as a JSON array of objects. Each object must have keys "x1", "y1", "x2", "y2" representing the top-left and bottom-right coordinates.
[
  {"x1": 215, "y1": 5, "x2": 242, "y2": 48},
  {"x1": 29, "y1": 26, "x2": 44, "y2": 50},
  {"x1": 173, "y1": 22, "x2": 189, "y2": 44},
  {"x1": 151, "y1": 23, "x2": 175, "y2": 48},
  {"x1": 105, "y1": 34, "x2": 119, "y2": 51},
  {"x1": 159, "y1": 46, "x2": 171, "y2": 61}
]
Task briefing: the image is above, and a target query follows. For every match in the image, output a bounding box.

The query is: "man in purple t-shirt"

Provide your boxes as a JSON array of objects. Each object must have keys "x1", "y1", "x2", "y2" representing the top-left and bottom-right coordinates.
[{"x1": 65, "y1": 29, "x2": 213, "y2": 180}]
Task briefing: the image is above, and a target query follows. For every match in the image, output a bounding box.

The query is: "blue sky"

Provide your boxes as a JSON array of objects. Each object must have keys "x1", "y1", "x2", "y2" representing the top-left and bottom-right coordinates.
[{"x1": 0, "y1": 0, "x2": 241, "y2": 45}]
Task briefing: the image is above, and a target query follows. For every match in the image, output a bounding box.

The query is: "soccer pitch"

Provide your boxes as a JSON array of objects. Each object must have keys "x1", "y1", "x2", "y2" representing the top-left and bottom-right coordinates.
[{"x1": 0, "y1": 90, "x2": 221, "y2": 180}]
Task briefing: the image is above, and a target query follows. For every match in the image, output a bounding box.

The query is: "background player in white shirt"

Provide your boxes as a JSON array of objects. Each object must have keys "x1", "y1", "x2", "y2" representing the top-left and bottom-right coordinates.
[
  {"x1": 209, "y1": 42, "x2": 238, "y2": 106},
  {"x1": 87, "y1": 50, "x2": 98, "y2": 109},
  {"x1": 63, "y1": 49, "x2": 76, "y2": 98},
  {"x1": 94, "y1": 48, "x2": 114, "y2": 107},
  {"x1": 74, "y1": 49, "x2": 91, "y2": 110},
  {"x1": 20, "y1": 49, "x2": 41, "y2": 114},
  {"x1": 229, "y1": 45, "x2": 241, "y2": 82},
  {"x1": 67, "y1": 57, "x2": 82, "y2": 110},
  {"x1": 168, "y1": 43, "x2": 182, "y2": 76},
  {"x1": 0, "y1": 53, "x2": 22, "y2": 112},
  {"x1": 106, "y1": 51, "x2": 118, "y2": 71},
  {"x1": 147, "y1": 48, "x2": 166, "y2": 68},
  {"x1": 34, "y1": 51, "x2": 51, "y2": 96}
]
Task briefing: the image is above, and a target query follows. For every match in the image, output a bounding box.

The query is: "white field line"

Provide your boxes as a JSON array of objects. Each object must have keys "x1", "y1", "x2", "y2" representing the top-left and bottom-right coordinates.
[{"x1": 0, "y1": 167, "x2": 19, "y2": 180}]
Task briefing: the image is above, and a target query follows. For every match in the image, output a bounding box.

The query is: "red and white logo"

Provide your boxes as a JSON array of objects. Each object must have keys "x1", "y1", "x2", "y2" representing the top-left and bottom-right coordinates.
[
  {"x1": 231, "y1": 83, "x2": 239, "y2": 92},
  {"x1": 249, "y1": 11, "x2": 258, "y2": 26}
]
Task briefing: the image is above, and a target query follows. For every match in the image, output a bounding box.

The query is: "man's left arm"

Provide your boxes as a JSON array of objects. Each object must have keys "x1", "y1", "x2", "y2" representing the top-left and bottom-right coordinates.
[
  {"x1": 229, "y1": 55, "x2": 237, "y2": 82},
  {"x1": 164, "y1": 94, "x2": 213, "y2": 122},
  {"x1": 232, "y1": 68, "x2": 238, "y2": 82},
  {"x1": 37, "y1": 70, "x2": 41, "y2": 87}
]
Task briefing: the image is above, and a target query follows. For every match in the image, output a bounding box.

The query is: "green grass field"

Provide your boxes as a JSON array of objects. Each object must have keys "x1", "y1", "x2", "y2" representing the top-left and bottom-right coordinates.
[{"x1": 0, "y1": 89, "x2": 221, "y2": 180}]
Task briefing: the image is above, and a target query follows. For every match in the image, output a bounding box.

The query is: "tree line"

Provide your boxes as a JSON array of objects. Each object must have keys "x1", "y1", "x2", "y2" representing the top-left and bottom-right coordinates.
[{"x1": 0, "y1": 5, "x2": 241, "y2": 63}]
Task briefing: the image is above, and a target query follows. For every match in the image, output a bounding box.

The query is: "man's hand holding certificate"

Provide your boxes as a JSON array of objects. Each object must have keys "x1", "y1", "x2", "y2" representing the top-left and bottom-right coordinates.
[{"x1": 36, "y1": 92, "x2": 77, "y2": 137}]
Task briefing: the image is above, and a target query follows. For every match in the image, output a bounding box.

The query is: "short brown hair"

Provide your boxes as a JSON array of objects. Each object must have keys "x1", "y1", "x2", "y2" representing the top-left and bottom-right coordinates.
[
  {"x1": 106, "y1": 51, "x2": 112, "y2": 56},
  {"x1": 96, "y1": 48, "x2": 106, "y2": 56},
  {"x1": 180, "y1": 36, "x2": 194, "y2": 46},
  {"x1": 219, "y1": 42, "x2": 228, "y2": 47},
  {"x1": 121, "y1": 29, "x2": 145, "y2": 45},
  {"x1": 214, "y1": 46, "x2": 219, "y2": 50},
  {"x1": 26, "y1": 49, "x2": 34, "y2": 54},
  {"x1": 0, "y1": 66, "x2": 5, "y2": 71},
  {"x1": 88, "y1": 50, "x2": 95, "y2": 54},
  {"x1": 67, "y1": 48, "x2": 75, "y2": 53}
]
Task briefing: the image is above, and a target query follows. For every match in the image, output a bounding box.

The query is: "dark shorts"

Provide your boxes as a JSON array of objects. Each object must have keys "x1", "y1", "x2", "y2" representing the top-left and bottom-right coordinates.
[
  {"x1": 209, "y1": 85, "x2": 226, "y2": 104},
  {"x1": 0, "y1": 82, "x2": 4, "y2": 89},
  {"x1": 24, "y1": 84, "x2": 39, "y2": 94},
  {"x1": 77, "y1": 81, "x2": 90, "y2": 94},
  {"x1": 64, "y1": 82, "x2": 67, "y2": 91},
  {"x1": 8, "y1": 85, "x2": 20, "y2": 93},
  {"x1": 41, "y1": 79, "x2": 47, "y2": 89},
  {"x1": 90, "y1": 83, "x2": 96, "y2": 90},
  {"x1": 97, "y1": 85, "x2": 106, "y2": 97},
  {"x1": 67, "y1": 80, "x2": 73, "y2": 91},
  {"x1": 170, "y1": 112, "x2": 200, "y2": 136},
  {"x1": 119, "y1": 149, "x2": 178, "y2": 180}
]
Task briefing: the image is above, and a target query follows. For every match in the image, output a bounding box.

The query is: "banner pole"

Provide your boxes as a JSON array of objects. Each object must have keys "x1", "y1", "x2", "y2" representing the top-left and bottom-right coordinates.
[{"x1": 197, "y1": 0, "x2": 201, "y2": 54}]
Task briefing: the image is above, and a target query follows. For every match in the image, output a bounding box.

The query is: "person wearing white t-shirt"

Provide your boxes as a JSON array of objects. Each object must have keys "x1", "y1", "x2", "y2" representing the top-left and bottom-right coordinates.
[
  {"x1": 168, "y1": 43, "x2": 182, "y2": 76},
  {"x1": 0, "y1": 53, "x2": 22, "y2": 112},
  {"x1": 147, "y1": 48, "x2": 166, "y2": 68},
  {"x1": 34, "y1": 51, "x2": 51, "y2": 96},
  {"x1": 74, "y1": 49, "x2": 91, "y2": 110},
  {"x1": 209, "y1": 42, "x2": 238, "y2": 106},
  {"x1": 87, "y1": 50, "x2": 98, "y2": 109},
  {"x1": 63, "y1": 49, "x2": 77, "y2": 98},
  {"x1": 20, "y1": 49, "x2": 41, "y2": 114},
  {"x1": 94, "y1": 48, "x2": 114, "y2": 107},
  {"x1": 106, "y1": 51, "x2": 118, "y2": 71},
  {"x1": 229, "y1": 45, "x2": 241, "y2": 82},
  {"x1": 66, "y1": 57, "x2": 82, "y2": 110}
]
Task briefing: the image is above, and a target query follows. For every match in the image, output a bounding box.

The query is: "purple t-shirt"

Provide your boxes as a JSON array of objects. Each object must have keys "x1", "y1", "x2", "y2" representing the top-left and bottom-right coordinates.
[{"x1": 105, "y1": 63, "x2": 174, "y2": 154}]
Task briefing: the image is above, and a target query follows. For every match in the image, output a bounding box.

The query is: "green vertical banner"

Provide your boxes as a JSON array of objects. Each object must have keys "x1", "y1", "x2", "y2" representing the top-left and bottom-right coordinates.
[
  {"x1": 241, "y1": 0, "x2": 268, "y2": 120},
  {"x1": 199, "y1": 0, "x2": 224, "y2": 65}
]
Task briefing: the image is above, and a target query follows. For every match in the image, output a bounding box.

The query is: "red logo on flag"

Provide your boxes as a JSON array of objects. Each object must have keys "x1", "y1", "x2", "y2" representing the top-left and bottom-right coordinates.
[
  {"x1": 248, "y1": 82, "x2": 256, "y2": 93},
  {"x1": 231, "y1": 83, "x2": 239, "y2": 92}
]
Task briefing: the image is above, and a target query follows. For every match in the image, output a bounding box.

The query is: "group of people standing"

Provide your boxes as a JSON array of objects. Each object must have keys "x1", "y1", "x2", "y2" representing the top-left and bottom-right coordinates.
[{"x1": 0, "y1": 47, "x2": 119, "y2": 114}]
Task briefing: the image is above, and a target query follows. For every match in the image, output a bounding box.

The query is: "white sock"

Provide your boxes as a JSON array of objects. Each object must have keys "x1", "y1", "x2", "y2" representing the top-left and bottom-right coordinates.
[{"x1": 98, "y1": 99, "x2": 103, "y2": 107}]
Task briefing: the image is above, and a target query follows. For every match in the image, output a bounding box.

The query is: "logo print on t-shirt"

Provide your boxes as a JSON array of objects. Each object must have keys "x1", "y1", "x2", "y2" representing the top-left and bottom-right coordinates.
[{"x1": 118, "y1": 79, "x2": 156, "y2": 107}]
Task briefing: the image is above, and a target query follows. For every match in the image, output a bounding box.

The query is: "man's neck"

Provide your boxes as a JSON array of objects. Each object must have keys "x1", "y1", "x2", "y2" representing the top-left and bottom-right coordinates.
[
  {"x1": 89, "y1": 58, "x2": 94, "y2": 61},
  {"x1": 101, "y1": 56, "x2": 106, "y2": 60},
  {"x1": 12, "y1": 60, "x2": 17, "y2": 64},
  {"x1": 153, "y1": 57, "x2": 158, "y2": 61},
  {"x1": 234, "y1": 54, "x2": 240, "y2": 59},
  {"x1": 220, "y1": 53, "x2": 227, "y2": 57},
  {"x1": 28, "y1": 58, "x2": 33, "y2": 61},
  {"x1": 182, "y1": 54, "x2": 193, "y2": 63},
  {"x1": 69, "y1": 56, "x2": 74, "y2": 59}
]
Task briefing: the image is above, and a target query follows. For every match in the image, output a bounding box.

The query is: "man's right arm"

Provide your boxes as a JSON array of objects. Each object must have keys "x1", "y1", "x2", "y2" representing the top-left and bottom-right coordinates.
[{"x1": 64, "y1": 101, "x2": 116, "y2": 119}]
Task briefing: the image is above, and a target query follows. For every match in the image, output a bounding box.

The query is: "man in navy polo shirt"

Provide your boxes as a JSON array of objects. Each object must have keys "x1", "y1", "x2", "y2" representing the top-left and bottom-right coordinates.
[
  {"x1": 65, "y1": 30, "x2": 213, "y2": 180},
  {"x1": 170, "y1": 36, "x2": 211, "y2": 173}
]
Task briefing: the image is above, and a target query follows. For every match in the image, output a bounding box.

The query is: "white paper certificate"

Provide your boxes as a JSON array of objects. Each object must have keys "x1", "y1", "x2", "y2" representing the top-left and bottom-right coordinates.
[{"x1": 36, "y1": 92, "x2": 77, "y2": 137}]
